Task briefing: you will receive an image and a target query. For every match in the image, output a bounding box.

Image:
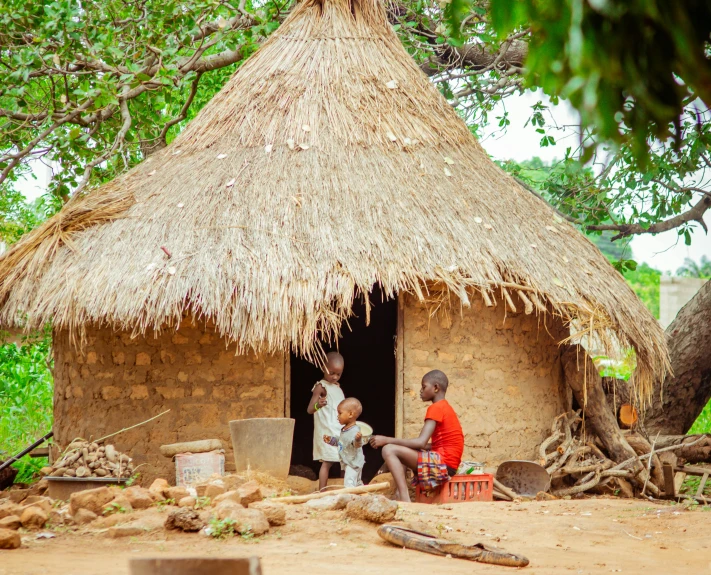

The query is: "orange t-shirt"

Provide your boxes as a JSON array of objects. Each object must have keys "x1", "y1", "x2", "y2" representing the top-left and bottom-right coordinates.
[{"x1": 425, "y1": 399, "x2": 464, "y2": 470}]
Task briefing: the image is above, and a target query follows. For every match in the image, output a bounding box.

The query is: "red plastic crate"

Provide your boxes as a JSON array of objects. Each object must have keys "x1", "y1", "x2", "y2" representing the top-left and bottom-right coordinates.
[{"x1": 415, "y1": 473, "x2": 493, "y2": 504}]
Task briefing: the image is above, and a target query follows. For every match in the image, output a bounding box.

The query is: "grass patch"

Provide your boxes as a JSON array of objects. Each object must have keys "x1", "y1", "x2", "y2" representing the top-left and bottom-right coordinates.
[{"x1": 0, "y1": 327, "x2": 53, "y2": 483}]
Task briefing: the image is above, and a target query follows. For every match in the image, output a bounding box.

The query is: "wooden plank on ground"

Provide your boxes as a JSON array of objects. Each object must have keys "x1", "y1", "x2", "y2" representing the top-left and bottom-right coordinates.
[
  {"x1": 663, "y1": 463, "x2": 675, "y2": 499},
  {"x1": 674, "y1": 472, "x2": 687, "y2": 494},
  {"x1": 695, "y1": 472, "x2": 709, "y2": 499}
]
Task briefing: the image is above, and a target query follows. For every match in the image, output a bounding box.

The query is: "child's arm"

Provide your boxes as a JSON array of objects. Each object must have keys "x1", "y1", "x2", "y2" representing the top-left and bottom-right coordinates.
[
  {"x1": 369, "y1": 420, "x2": 436, "y2": 450},
  {"x1": 323, "y1": 435, "x2": 338, "y2": 446},
  {"x1": 354, "y1": 431, "x2": 363, "y2": 447},
  {"x1": 307, "y1": 383, "x2": 327, "y2": 415}
]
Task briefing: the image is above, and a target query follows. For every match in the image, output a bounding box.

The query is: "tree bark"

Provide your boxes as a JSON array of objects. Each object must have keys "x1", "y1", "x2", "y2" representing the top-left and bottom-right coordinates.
[
  {"x1": 561, "y1": 345, "x2": 640, "y2": 465},
  {"x1": 645, "y1": 280, "x2": 711, "y2": 435},
  {"x1": 655, "y1": 435, "x2": 711, "y2": 464}
]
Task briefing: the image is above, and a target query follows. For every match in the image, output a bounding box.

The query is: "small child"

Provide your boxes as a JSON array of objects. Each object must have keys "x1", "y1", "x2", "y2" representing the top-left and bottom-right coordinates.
[
  {"x1": 369, "y1": 370, "x2": 463, "y2": 502},
  {"x1": 307, "y1": 351, "x2": 346, "y2": 491},
  {"x1": 323, "y1": 397, "x2": 365, "y2": 488}
]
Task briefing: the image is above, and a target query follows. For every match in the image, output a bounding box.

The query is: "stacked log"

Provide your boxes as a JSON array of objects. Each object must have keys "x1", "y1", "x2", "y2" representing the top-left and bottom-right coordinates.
[{"x1": 48, "y1": 441, "x2": 134, "y2": 479}]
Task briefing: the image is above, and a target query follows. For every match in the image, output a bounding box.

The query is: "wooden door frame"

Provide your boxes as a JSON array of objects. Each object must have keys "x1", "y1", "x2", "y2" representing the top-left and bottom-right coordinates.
[{"x1": 395, "y1": 293, "x2": 405, "y2": 439}]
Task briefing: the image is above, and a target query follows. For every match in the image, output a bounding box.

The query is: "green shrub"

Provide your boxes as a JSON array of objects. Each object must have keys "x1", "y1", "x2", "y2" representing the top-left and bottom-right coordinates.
[{"x1": 0, "y1": 327, "x2": 54, "y2": 483}]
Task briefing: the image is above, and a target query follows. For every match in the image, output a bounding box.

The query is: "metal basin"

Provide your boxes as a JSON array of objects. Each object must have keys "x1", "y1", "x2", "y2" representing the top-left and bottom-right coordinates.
[{"x1": 495, "y1": 460, "x2": 550, "y2": 497}]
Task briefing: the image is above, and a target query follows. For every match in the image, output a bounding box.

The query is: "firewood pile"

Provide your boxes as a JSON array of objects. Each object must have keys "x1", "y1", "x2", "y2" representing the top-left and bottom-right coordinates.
[
  {"x1": 48, "y1": 440, "x2": 134, "y2": 479},
  {"x1": 539, "y1": 411, "x2": 705, "y2": 499}
]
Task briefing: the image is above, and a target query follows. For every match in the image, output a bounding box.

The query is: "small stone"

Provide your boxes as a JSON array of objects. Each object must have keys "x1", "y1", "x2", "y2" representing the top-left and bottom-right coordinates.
[
  {"x1": 123, "y1": 487, "x2": 154, "y2": 510},
  {"x1": 286, "y1": 475, "x2": 315, "y2": 495},
  {"x1": 49, "y1": 508, "x2": 69, "y2": 526},
  {"x1": 214, "y1": 490, "x2": 242, "y2": 506},
  {"x1": 237, "y1": 481, "x2": 262, "y2": 506},
  {"x1": 194, "y1": 484, "x2": 208, "y2": 498},
  {"x1": 148, "y1": 478, "x2": 170, "y2": 499},
  {"x1": 164, "y1": 508, "x2": 204, "y2": 532},
  {"x1": 345, "y1": 495, "x2": 398, "y2": 524},
  {"x1": 73, "y1": 508, "x2": 98, "y2": 525},
  {"x1": 0, "y1": 515, "x2": 21, "y2": 530},
  {"x1": 20, "y1": 506, "x2": 48, "y2": 530},
  {"x1": 178, "y1": 496, "x2": 196, "y2": 508},
  {"x1": 204, "y1": 484, "x2": 226, "y2": 499},
  {"x1": 305, "y1": 493, "x2": 357, "y2": 511},
  {"x1": 248, "y1": 501, "x2": 286, "y2": 526},
  {"x1": 0, "y1": 528, "x2": 21, "y2": 549},
  {"x1": 166, "y1": 487, "x2": 190, "y2": 502},
  {"x1": 108, "y1": 525, "x2": 145, "y2": 538},
  {"x1": 217, "y1": 507, "x2": 269, "y2": 536},
  {"x1": 69, "y1": 486, "x2": 114, "y2": 516}
]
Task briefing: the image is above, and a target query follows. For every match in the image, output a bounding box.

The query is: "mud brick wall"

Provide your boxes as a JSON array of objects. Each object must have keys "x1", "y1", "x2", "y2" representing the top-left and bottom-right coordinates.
[
  {"x1": 53, "y1": 324, "x2": 285, "y2": 484},
  {"x1": 402, "y1": 294, "x2": 569, "y2": 466}
]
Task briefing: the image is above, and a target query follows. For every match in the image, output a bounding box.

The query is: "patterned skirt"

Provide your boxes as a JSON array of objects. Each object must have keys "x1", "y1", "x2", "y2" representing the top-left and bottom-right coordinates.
[{"x1": 413, "y1": 450, "x2": 450, "y2": 491}]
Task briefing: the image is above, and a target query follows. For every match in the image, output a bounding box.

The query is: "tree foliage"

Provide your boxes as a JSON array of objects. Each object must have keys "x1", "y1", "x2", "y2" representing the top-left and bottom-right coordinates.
[
  {"x1": 489, "y1": 0, "x2": 711, "y2": 161},
  {"x1": 676, "y1": 255, "x2": 711, "y2": 279}
]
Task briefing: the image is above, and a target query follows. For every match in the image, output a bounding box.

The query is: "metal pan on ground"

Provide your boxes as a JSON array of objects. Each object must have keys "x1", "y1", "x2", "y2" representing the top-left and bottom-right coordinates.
[
  {"x1": 130, "y1": 557, "x2": 262, "y2": 575},
  {"x1": 47, "y1": 476, "x2": 127, "y2": 500},
  {"x1": 496, "y1": 460, "x2": 550, "y2": 497}
]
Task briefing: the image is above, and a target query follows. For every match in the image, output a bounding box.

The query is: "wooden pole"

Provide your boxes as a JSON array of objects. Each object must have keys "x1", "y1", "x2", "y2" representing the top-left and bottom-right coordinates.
[
  {"x1": 272, "y1": 482, "x2": 389, "y2": 504},
  {"x1": 395, "y1": 293, "x2": 405, "y2": 439}
]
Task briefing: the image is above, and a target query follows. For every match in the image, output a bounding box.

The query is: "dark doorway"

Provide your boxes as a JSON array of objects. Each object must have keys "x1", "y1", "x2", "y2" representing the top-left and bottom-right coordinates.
[{"x1": 290, "y1": 285, "x2": 397, "y2": 484}]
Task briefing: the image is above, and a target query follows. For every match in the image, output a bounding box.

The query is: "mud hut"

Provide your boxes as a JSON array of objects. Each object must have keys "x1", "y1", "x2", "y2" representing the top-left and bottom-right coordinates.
[{"x1": 0, "y1": 0, "x2": 668, "y2": 482}]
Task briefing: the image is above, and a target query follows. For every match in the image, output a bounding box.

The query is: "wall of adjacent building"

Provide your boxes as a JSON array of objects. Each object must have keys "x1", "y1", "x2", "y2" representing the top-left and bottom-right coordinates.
[{"x1": 660, "y1": 276, "x2": 708, "y2": 328}]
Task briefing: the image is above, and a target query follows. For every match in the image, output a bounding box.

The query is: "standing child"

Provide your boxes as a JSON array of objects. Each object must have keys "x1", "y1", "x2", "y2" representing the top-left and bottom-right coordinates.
[
  {"x1": 307, "y1": 351, "x2": 346, "y2": 491},
  {"x1": 369, "y1": 370, "x2": 463, "y2": 502},
  {"x1": 323, "y1": 397, "x2": 365, "y2": 488}
]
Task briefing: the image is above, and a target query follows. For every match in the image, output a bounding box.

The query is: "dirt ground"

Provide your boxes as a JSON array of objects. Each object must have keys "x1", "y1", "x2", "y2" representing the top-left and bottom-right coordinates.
[{"x1": 2, "y1": 498, "x2": 711, "y2": 575}]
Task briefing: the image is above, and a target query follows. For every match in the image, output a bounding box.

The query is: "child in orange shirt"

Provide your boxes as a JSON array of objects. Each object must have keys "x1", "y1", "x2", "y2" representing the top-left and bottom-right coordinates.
[{"x1": 369, "y1": 370, "x2": 463, "y2": 502}]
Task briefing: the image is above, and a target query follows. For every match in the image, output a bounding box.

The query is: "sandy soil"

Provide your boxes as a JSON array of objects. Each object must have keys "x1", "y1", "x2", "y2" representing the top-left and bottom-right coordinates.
[{"x1": 2, "y1": 498, "x2": 710, "y2": 575}]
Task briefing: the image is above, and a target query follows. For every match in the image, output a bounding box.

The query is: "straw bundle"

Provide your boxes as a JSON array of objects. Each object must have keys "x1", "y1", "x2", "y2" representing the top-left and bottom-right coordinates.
[{"x1": 0, "y1": 0, "x2": 668, "y2": 397}]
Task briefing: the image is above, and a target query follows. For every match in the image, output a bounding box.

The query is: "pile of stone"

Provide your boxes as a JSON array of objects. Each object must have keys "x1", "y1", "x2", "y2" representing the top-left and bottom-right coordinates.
[
  {"x1": 48, "y1": 441, "x2": 134, "y2": 479},
  {"x1": 0, "y1": 471, "x2": 399, "y2": 550}
]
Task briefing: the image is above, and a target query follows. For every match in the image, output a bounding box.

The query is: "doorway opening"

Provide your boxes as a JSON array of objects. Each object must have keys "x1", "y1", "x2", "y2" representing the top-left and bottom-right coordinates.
[{"x1": 290, "y1": 285, "x2": 397, "y2": 484}]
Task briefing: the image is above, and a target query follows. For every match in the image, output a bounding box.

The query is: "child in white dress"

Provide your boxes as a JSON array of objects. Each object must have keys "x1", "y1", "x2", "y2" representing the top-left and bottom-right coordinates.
[{"x1": 307, "y1": 351, "x2": 345, "y2": 491}]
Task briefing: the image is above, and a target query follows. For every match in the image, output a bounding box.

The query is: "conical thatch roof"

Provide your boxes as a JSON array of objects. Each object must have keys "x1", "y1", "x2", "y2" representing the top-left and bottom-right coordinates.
[{"x1": 0, "y1": 0, "x2": 667, "y2": 394}]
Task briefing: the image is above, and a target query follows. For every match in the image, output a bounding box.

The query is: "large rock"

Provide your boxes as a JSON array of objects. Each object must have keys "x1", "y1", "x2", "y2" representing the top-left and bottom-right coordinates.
[
  {"x1": 345, "y1": 495, "x2": 398, "y2": 524},
  {"x1": 7, "y1": 489, "x2": 29, "y2": 504},
  {"x1": 164, "y1": 508, "x2": 204, "y2": 532},
  {"x1": 107, "y1": 525, "x2": 145, "y2": 538},
  {"x1": 69, "y1": 486, "x2": 114, "y2": 515},
  {"x1": 124, "y1": 487, "x2": 154, "y2": 510},
  {"x1": 248, "y1": 501, "x2": 286, "y2": 526},
  {"x1": 0, "y1": 528, "x2": 21, "y2": 549},
  {"x1": 213, "y1": 490, "x2": 242, "y2": 506},
  {"x1": 305, "y1": 493, "x2": 356, "y2": 511},
  {"x1": 102, "y1": 495, "x2": 133, "y2": 515},
  {"x1": 286, "y1": 475, "x2": 315, "y2": 495},
  {"x1": 0, "y1": 515, "x2": 21, "y2": 530},
  {"x1": 0, "y1": 501, "x2": 22, "y2": 520},
  {"x1": 23, "y1": 495, "x2": 53, "y2": 513},
  {"x1": 165, "y1": 486, "x2": 190, "y2": 502},
  {"x1": 369, "y1": 473, "x2": 397, "y2": 499},
  {"x1": 73, "y1": 508, "x2": 98, "y2": 526},
  {"x1": 237, "y1": 481, "x2": 262, "y2": 506},
  {"x1": 216, "y1": 507, "x2": 269, "y2": 536},
  {"x1": 148, "y1": 478, "x2": 170, "y2": 499},
  {"x1": 20, "y1": 506, "x2": 48, "y2": 529}
]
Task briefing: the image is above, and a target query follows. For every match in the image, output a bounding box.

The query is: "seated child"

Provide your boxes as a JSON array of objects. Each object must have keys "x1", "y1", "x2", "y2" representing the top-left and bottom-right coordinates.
[
  {"x1": 307, "y1": 351, "x2": 346, "y2": 491},
  {"x1": 369, "y1": 370, "x2": 463, "y2": 502},
  {"x1": 323, "y1": 397, "x2": 365, "y2": 488}
]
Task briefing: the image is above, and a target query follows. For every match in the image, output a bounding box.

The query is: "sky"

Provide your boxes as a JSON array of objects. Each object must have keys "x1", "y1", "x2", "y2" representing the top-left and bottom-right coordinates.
[{"x1": 14, "y1": 92, "x2": 711, "y2": 274}]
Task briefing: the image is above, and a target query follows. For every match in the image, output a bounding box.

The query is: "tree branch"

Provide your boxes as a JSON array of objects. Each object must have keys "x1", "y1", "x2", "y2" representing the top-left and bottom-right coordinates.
[{"x1": 586, "y1": 194, "x2": 711, "y2": 240}]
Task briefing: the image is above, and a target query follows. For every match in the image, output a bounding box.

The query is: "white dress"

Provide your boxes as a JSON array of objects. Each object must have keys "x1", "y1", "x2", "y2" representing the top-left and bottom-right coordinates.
[{"x1": 312, "y1": 379, "x2": 345, "y2": 462}]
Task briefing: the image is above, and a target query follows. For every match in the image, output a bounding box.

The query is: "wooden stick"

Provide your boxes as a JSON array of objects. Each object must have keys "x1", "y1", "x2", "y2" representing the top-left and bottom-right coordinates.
[
  {"x1": 493, "y1": 479, "x2": 519, "y2": 500},
  {"x1": 272, "y1": 482, "x2": 389, "y2": 504},
  {"x1": 94, "y1": 409, "x2": 170, "y2": 444}
]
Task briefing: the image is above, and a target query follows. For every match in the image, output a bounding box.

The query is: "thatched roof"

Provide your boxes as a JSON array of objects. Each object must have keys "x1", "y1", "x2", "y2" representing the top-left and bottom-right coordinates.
[{"x1": 0, "y1": 0, "x2": 668, "y2": 394}]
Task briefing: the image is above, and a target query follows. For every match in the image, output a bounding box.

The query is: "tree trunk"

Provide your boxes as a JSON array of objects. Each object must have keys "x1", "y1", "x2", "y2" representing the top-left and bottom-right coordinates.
[
  {"x1": 646, "y1": 280, "x2": 711, "y2": 435},
  {"x1": 655, "y1": 435, "x2": 711, "y2": 464},
  {"x1": 561, "y1": 345, "x2": 640, "y2": 465}
]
